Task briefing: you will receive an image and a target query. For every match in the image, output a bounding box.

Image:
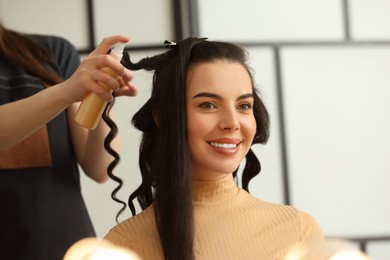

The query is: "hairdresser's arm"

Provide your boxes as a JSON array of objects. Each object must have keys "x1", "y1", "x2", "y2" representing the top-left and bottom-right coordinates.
[{"x1": 0, "y1": 84, "x2": 74, "y2": 150}]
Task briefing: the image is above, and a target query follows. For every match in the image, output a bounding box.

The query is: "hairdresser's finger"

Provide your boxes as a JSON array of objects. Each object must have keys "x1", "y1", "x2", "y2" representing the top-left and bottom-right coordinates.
[
  {"x1": 122, "y1": 70, "x2": 137, "y2": 96},
  {"x1": 121, "y1": 67, "x2": 134, "y2": 81},
  {"x1": 127, "y1": 82, "x2": 138, "y2": 96},
  {"x1": 78, "y1": 76, "x2": 113, "y2": 102},
  {"x1": 90, "y1": 35, "x2": 129, "y2": 55},
  {"x1": 98, "y1": 55, "x2": 127, "y2": 78},
  {"x1": 115, "y1": 84, "x2": 138, "y2": 97},
  {"x1": 92, "y1": 69, "x2": 120, "y2": 92},
  {"x1": 113, "y1": 74, "x2": 137, "y2": 96},
  {"x1": 83, "y1": 54, "x2": 127, "y2": 80}
]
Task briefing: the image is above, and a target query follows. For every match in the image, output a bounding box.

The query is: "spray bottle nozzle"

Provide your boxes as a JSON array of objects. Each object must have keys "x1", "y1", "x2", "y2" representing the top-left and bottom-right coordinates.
[{"x1": 110, "y1": 42, "x2": 126, "y2": 59}]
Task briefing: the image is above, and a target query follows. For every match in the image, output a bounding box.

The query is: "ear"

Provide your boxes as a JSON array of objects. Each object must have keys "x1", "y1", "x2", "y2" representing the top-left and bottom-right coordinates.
[{"x1": 152, "y1": 109, "x2": 160, "y2": 128}]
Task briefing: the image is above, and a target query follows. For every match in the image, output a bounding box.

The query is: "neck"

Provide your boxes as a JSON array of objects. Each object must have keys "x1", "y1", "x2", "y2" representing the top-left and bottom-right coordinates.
[{"x1": 192, "y1": 174, "x2": 239, "y2": 203}]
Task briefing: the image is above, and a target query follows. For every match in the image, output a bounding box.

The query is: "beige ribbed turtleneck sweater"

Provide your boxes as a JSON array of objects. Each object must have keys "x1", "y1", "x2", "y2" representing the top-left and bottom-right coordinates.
[{"x1": 104, "y1": 175, "x2": 323, "y2": 259}]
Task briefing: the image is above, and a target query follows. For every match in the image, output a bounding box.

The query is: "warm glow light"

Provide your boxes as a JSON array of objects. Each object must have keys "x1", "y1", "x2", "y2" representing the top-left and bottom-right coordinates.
[
  {"x1": 63, "y1": 237, "x2": 141, "y2": 260},
  {"x1": 284, "y1": 239, "x2": 371, "y2": 260},
  {"x1": 330, "y1": 251, "x2": 370, "y2": 260},
  {"x1": 88, "y1": 248, "x2": 138, "y2": 260}
]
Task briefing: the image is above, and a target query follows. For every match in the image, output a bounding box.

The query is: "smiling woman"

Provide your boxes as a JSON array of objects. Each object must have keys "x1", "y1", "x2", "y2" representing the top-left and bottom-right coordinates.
[{"x1": 103, "y1": 37, "x2": 324, "y2": 260}]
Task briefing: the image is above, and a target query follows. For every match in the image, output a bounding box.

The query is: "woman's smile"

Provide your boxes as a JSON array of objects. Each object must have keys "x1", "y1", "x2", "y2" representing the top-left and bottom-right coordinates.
[{"x1": 207, "y1": 138, "x2": 242, "y2": 155}]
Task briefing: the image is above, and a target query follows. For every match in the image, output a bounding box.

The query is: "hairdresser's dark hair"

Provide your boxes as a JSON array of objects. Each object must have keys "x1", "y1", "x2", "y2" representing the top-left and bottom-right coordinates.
[
  {"x1": 0, "y1": 23, "x2": 63, "y2": 85},
  {"x1": 121, "y1": 37, "x2": 270, "y2": 260}
]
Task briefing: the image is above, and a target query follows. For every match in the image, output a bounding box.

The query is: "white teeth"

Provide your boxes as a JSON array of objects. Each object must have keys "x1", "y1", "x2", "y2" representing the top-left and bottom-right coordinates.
[{"x1": 210, "y1": 142, "x2": 237, "y2": 149}]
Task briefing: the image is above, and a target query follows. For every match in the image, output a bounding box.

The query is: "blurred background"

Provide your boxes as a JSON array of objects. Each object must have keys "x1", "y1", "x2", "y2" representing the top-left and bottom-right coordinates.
[{"x1": 0, "y1": 0, "x2": 389, "y2": 259}]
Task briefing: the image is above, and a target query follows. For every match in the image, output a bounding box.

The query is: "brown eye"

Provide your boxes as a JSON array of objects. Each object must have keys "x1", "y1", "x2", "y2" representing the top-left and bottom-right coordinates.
[
  {"x1": 199, "y1": 102, "x2": 216, "y2": 109},
  {"x1": 238, "y1": 103, "x2": 252, "y2": 111}
]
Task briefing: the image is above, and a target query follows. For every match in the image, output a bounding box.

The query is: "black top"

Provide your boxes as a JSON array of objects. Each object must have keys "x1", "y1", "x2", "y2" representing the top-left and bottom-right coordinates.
[{"x1": 0, "y1": 35, "x2": 95, "y2": 260}]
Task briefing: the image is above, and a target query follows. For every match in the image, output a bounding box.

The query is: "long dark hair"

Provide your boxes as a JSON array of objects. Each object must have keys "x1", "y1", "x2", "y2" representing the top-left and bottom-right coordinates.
[
  {"x1": 0, "y1": 23, "x2": 63, "y2": 85},
  {"x1": 121, "y1": 37, "x2": 270, "y2": 260}
]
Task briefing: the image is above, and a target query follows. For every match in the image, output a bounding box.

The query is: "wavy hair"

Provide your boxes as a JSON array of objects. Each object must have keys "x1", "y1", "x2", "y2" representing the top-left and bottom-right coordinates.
[{"x1": 120, "y1": 37, "x2": 270, "y2": 260}]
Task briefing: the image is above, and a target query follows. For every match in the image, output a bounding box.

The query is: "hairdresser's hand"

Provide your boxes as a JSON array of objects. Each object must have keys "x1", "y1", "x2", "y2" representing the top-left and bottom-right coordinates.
[
  {"x1": 60, "y1": 35, "x2": 137, "y2": 105},
  {"x1": 114, "y1": 66, "x2": 138, "y2": 97}
]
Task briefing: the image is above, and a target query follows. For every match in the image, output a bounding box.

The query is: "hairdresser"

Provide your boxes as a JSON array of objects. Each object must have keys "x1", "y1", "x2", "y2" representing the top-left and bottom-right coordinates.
[{"x1": 0, "y1": 22, "x2": 137, "y2": 260}]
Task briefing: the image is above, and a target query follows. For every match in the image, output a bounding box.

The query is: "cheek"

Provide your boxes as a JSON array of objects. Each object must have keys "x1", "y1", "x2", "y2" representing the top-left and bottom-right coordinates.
[
  {"x1": 244, "y1": 117, "x2": 257, "y2": 142},
  {"x1": 187, "y1": 113, "x2": 215, "y2": 144},
  {"x1": 187, "y1": 114, "x2": 202, "y2": 145}
]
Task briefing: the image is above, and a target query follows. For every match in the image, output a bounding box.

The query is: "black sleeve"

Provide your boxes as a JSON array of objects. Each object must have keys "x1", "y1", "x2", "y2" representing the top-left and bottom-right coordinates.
[{"x1": 44, "y1": 35, "x2": 81, "y2": 80}]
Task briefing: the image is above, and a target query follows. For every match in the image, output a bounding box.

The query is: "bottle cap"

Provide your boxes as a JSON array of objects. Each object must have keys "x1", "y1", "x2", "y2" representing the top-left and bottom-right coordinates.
[{"x1": 110, "y1": 42, "x2": 126, "y2": 61}]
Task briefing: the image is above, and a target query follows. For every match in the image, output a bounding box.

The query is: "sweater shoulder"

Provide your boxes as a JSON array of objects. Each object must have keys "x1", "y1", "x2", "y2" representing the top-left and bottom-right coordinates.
[
  {"x1": 106, "y1": 206, "x2": 154, "y2": 233},
  {"x1": 239, "y1": 189, "x2": 311, "y2": 217},
  {"x1": 104, "y1": 205, "x2": 163, "y2": 259},
  {"x1": 104, "y1": 205, "x2": 157, "y2": 244},
  {"x1": 239, "y1": 189, "x2": 323, "y2": 240}
]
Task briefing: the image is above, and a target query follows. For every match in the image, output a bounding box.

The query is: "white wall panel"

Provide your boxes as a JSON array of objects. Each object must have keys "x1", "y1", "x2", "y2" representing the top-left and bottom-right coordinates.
[
  {"x1": 93, "y1": 0, "x2": 174, "y2": 46},
  {"x1": 0, "y1": 0, "x2": 89, "y2": 49},
  {"x1": 246, "y1": 47, "x2": 284, "y2": 204},
  {"x1": 281, "y1": 46, "x2": 390, "y2": 237},
  {"x1": 198, "y1": 0, "x2": 343, "y2": 42},
  {"x1": 368, "y1": 241, "x2": 390, "y2": 260},
  {"x1": 350, "y1": 0, "x2": 390, "y2": 40}
]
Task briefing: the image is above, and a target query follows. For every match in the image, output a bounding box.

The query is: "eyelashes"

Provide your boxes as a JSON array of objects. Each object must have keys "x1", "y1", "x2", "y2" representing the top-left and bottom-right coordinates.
[
  {"x1": 198, "y1": 102, "x2": 216, "y2": 109},
  {"x1": 238, "y1": 103, "x2": 252, "y2": 111},
  {"x1": 197, "y1": 101, "x2": 253, "y2": 111}
]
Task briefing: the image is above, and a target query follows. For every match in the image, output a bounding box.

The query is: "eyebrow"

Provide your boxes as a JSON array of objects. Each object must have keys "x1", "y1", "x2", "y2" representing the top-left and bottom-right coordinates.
[{"x1": 192, "y1": 92, "x2": 253, "y2": 101}]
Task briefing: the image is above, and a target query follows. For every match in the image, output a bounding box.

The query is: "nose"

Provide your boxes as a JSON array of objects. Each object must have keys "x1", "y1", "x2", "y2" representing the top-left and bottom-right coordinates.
[{"x1": 219, "y1": 108, "x2": 240, "y2": 131}]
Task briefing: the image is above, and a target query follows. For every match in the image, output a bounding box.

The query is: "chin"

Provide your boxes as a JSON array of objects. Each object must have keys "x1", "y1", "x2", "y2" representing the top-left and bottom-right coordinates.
[{"x1": 213, "y1": 166, "x2": 241, "y2": 175}]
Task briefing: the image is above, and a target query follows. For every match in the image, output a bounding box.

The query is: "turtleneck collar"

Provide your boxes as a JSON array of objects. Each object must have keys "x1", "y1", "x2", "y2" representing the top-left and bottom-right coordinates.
[{"x1": 192, "y1": 174, "x2": 240, "y2": 204}]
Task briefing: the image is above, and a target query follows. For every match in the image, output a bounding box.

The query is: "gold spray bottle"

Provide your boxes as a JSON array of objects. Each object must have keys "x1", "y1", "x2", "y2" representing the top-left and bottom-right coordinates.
[{"x1": 74, "y1": 42, "x2": 126, "y2": 129}]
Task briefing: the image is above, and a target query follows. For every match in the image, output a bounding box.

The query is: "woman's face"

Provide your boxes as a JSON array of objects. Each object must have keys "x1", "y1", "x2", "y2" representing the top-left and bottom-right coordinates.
[{"x1": 186, "y1": 60, "x2": 256, "y2": 181}]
